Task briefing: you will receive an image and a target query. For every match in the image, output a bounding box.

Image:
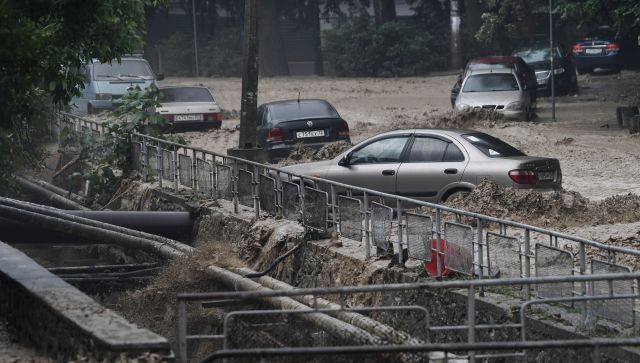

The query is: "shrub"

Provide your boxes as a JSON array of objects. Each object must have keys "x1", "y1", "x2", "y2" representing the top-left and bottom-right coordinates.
[
  {"x1": 323, "y1": 17, "x2": 448, "y2": 77},
  {"x1": 200, "y1": 28, "x2": 243, "y2": 77}
]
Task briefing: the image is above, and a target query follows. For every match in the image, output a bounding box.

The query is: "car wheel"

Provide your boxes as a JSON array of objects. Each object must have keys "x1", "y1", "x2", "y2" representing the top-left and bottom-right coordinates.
[{"x1": 441, "y1": 188, "x2": 471, "y2": 203}]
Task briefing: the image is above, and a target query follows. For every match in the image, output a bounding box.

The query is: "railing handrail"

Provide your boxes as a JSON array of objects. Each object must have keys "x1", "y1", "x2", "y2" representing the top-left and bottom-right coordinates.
[{"x1": 176, "y1": 271, "x2": 640, "y2": 301}]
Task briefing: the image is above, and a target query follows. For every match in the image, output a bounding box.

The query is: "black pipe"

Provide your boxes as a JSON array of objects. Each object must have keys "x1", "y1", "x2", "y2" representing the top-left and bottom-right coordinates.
[
  {"x1": 244, "y1": 243, "x2": 302, "y2": 278},
  {"x1": 0, "y1": 211, "x2": 196, "y2": 241},
  {"x1": 48, "y1": 262, "x2": 159, "y2": 274}
]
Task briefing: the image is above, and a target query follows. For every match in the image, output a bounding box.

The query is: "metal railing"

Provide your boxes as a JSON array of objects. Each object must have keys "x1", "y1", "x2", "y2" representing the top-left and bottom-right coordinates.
[
  {"x1": 54, "y1": 113, "x2": 640, "y2": 278},
  {"x1": 176, "y1": 272, "x2": 640, "y2": 362}
]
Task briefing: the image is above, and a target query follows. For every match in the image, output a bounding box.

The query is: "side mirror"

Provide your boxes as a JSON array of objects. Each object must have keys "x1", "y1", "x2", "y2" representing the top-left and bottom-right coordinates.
[
  {"x1": 338, "y1": 152, "x2": 352, "y2": 166},
  {"x1": 156, "y1": 74, "x2": 165, "y2": 81}
]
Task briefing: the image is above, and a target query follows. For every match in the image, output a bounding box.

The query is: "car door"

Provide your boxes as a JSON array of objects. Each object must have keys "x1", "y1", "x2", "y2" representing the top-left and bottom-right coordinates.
[
  {"x1": 395, "y1": 135, "x2": 469, "y2": 201},
  {"x1": 326, "y1": 134, "x2": 411, "y2": 194}
]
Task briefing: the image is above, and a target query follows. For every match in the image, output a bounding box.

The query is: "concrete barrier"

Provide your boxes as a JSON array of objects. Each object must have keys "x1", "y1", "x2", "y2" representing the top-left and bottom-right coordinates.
[{"x1": 0, "y1": 241, "x2": 173, "y2": 362}]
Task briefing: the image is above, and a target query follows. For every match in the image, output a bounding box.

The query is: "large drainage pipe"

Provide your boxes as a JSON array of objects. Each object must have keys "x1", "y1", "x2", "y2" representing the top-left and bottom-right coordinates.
[
  {"x1": 0, "y1": 201, "x2": 193, "y2": 259},
  {"x1": 0, "y1": 197, "x2": 194, "y2": 255},
  {"x1": 15, "y1": 175, "x2": 89, "y2": 210}
]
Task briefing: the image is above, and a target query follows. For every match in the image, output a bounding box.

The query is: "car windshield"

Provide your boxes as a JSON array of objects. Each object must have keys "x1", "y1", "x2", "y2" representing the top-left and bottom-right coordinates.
[
  {"x1": 514, "y1": 48, "x2": 561, "y2": 63},
  {"x1": 93, "y1": 59, "x2": 154, "y2": 80},
  {"x1": 462, "y1": 74, "x2": 520, "y2": 92},
  {"x1": 158, "y1": 87, "x2": 214, "y2": 103},
  {"x1": 463, "y1": 133, "x2": 526, "y2": 158},
  {"x1": 268, "y1": 101, "x2": 339, "y2": 122}
]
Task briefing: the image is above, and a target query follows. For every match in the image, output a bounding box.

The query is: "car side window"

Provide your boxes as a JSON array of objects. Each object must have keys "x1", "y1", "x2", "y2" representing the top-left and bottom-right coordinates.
[
  {"x1": 443, "y1": 143, "x2": 465, "y2": 162},
  {"x1": 406, "y1": 137, "x2": 448, "y2": 162},
  {"x1": 350, "y1": 136, "x2": 409, "y2": 164}
]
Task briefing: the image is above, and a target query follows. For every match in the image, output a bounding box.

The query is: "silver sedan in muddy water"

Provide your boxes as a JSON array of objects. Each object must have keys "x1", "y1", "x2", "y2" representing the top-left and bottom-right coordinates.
[
  {"x1": 455, "y1": 68, "x2": 534, "y2": 121},
  {"x1": 281, "y1": 129, "x2": 562, "y2": 203}
]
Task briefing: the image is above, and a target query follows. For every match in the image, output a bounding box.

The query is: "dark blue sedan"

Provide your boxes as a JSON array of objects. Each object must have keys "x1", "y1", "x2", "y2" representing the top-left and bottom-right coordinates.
[{"x1": 573, "y1": 28, "x2": 622, "y2": 74}]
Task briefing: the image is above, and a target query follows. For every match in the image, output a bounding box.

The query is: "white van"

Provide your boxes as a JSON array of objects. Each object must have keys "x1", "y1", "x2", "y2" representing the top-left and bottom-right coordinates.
[{"x1": 70, "y1": 56, "x2": 163, "y2": 114}]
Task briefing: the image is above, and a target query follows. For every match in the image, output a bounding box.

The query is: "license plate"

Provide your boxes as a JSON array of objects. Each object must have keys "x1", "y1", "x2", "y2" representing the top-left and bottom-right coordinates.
[
  {"x1": 296, "y1": 130, "x2": 325, "y2": 138},
  {"x1": 538, "y1": 171, "x2": 555, "y2": 181},
  {"x1": 174, "y1": 114, "x2": 203, "y2": 121},
  {"x1": 586, "y1": 48, "x2": 602, "y2": 55}
]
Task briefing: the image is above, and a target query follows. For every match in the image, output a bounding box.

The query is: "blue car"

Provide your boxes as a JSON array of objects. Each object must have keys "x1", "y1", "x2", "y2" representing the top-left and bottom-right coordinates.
[{"x1": 572, "y1": 28, "x2": 622, "y2": 74}]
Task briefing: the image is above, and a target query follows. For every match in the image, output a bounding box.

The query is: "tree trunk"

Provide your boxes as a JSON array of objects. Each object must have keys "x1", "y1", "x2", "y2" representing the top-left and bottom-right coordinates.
[
  {"x1": 373, "y1": 0, "x2": 397, "y2": 27},
  {"x1": 450, "y1": 0, "x2": 462, "y2": 69},
  {"x1": 309, "y1": 0, "x2": 324, "y2": 76},
  {"x1": 258, "y1": 0, "x2": 290, "y2": 76}
]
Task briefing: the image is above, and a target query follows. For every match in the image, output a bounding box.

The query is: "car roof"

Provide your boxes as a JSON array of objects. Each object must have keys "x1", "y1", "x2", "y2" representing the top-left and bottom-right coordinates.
[
  {"x1": 467, "y1": 68, "x2": 516, "y2": 76},
  {"x1": 371, "y1": 128, "x2": 478, "y2": 138},
  {"x1": 262, "y1": 99, "x2": 339, "y2": 121},
  {"x1": 159, "y1": 86, "x2": 210, "y2": 90},
  {"x1": 469, "y1": 56, "x2": 518, "y2": 64}
]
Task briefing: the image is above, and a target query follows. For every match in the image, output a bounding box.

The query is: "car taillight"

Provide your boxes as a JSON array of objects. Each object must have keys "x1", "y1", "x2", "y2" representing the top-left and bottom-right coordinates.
[
  {"x1": 606, "y1": 43, "x2": 620, "y2": 51},
  {"x1": 572, "y1": 44, "x2": 583, "y2": 53},
  {"x1": 509, "y1": 169, "x2": 537, "y2": 184},
  {"x1": 267, "y1": 127, "x2": 282, "y2": 142},
  {"x1": 205, "y1": 113, "x2": 222, "y2": 121},
  {"x1": 338, "y1": 121, "x2": 349, "y2": 136},
  {"x1": 161, "y1": 114, "x2": 174, "y2": 122}
]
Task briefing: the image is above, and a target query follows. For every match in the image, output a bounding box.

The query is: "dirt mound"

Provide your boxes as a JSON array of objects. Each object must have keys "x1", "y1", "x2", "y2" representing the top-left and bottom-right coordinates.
[
  {"x1": 445, "y1": 179, "x2": 640, "y2": 229},
  {"x1": 279, "y1": 141, "x2": 351, "y2": 166}
]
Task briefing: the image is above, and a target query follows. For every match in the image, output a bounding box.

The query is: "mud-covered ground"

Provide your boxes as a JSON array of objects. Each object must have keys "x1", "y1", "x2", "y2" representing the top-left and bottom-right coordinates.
[{"x1": 159, "y1": 71, "x2": 640, "y2": 251}]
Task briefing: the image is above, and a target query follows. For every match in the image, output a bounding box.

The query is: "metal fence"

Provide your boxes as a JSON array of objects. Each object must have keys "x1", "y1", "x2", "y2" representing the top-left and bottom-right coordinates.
[{"x1": 176, "y1": 272, "x2": 640, "y2": 363}]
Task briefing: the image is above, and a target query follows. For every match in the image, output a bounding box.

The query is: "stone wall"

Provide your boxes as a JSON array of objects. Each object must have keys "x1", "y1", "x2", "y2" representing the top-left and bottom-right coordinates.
[{"x1": 0, "y1": 241, "x2": 173, "y2": 362}]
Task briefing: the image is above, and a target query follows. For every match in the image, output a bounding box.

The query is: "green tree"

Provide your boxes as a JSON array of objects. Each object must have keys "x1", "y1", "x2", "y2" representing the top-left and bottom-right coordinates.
[{"x1": 0, "y1": 0, "x2": 163, "y2": 195}]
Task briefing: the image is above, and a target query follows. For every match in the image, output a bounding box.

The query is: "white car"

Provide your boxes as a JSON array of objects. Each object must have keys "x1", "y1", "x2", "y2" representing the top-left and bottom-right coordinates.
[
  {"x1": 454, "y1": 68, "x2": 533, "y2": 121},
  {"x1": 156, "y1": 86, "x2": 223, "y2": 130}
]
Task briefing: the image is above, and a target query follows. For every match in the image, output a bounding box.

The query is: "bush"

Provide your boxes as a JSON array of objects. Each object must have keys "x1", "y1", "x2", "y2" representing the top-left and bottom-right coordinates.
[
  {"x1": 323, "y1": 17, "x2": 448, "y2": 77},
  {"x1": 160, "y1": 33, "x2": 194, "y2": 77}
]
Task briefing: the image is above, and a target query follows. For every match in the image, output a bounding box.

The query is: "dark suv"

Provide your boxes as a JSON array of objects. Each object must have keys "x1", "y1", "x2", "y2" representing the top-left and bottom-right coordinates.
[
  {"x1": 256, "y1": 99, "x2": 351, "y2": 161},
  {"x1": 514, "y1": 45, "x2": 578, "y2": 95}
]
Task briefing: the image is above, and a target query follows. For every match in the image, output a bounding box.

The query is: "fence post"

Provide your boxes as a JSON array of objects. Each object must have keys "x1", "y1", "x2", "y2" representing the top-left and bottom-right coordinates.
[
  {"x1": 191, "y1": 149, "x2": 197, "y2": 190},
  {"x1": 233, "y1": 160, "x2": 239, "y2": 214},
  {"x1": 524, "y1": 229, "x2": 531, "y2": 301},
  {"x1": 435, "y1": 208, "x2": 442, "y2": 278},
  {"x1": 173, "y1": 147, "x2": 179, "y2": 192},
  {"x1": 579, "y1": 241, "x2": 587, "y2": 321},
  {"x1": 253, "y1": 164, "x2": 259, "y2": 219},
  {"x1": 363, "y1": 192, "x2": 370, "y2": 259},
  {"x1": 330, "y1": 184, "x2": 337, "y2": 235},
  {"x1": 299, "y1": 177, "x2": 306, "y2": 232},
  {"x1": 396, "y1": 199, "x2": 404, "y2": 266},
  {"x1": 141, "y1": 137, "x2": 148, "y2": 182},
  {"x1": 476, "y1": 217, "x2": 485, "y2": 297},
  {"x1": 177, "y1": 299, "x2": 187, "y2": 363},
  {"x1": 157, "y1": 143, "x2": 163, "y2": 189},
  {"x1": 467, "y1": 285, "x2": 476, "y2": 363}
]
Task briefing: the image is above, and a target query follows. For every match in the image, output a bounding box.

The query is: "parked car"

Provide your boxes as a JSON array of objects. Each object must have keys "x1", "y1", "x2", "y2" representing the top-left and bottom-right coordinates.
[
  {"x1": 450, "y1": 56, "x2": 537, "y2": 108},
  {"x1": 514, "y1": 45, "x2": 578, "y2": 95},
  {"x1": 156, "y1": 86, "x2": 222, "y2": 130},
  {"x1": 454, "y1": 68, "x2": 534, "y2": 121},
  {"x1": 257, "y1": 99, "x2": 350, "y2": 161},
  {"x1": 70, "y1": 56, "x2": 162, "y2": 114},
  {"x1": 281, "y1": 129, "x2": 561, "y2": 203},
  {"x1": 573, "y1": 27, "x2": 623, "y2": 74}
]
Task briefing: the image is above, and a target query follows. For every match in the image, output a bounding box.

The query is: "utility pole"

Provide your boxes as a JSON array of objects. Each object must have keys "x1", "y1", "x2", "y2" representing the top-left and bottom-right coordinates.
[
  {"x1": 549, "y1": 0, "x2": 556, "y2": 121},
  {"x1": 229, "y1": 0, "x2": 263, "y2": 160},
  {"x1": 192, "y1": 0, "x2": 199, "y2": 77}
]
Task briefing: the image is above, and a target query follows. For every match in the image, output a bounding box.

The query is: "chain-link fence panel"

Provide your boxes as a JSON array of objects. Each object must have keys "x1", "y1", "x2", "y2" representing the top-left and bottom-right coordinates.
[
  {"x1": 217, "y1": 164, "x2": 233, "y2": 200},
  {"x1": 338, "y1": 196, "x2": 362, "y2": 242},
  {"x1": 147, "y1": 146, "x2": 160, "y2": 179},
  {"x1": 282, "y1": 181, "x2": 300, "y2": 221},
  {"x1": 259, "y1": 174, "x2": 277, "y2": 215},
  {"x1": 406, "y1": 213, "x2": 432, "y2": 262},
  {"x1": 590, "y1": 260, "x2": 634, "y2": 326},
  {"x1": 535, "y1": 244, "x2": 574, "y2": 299},
  {"x1": 486, "y1": 233, "x2": 521, "y2": 278},
  {"x1": 196, "y1": 158, "x2": 213, "y2": 197},
  {"x1": 237, "y1": 169, "x2": 254, "y2": 208},
  {"x1": 162, "y1": 150, "x2": 174, "y2": 182},
  {"x1": 304, "y1": 187, "x2": 328, "y2": 232},
  {"x1": 443, "y1": 222, "x2": 474, "y2": 275},
  {"x1": 178, "y1": 154, "x2": 193, "y2": 188},
  {"x1": 132, "y1": 142, "x2": 142, "y2": 171},
  {"x1": 371, "y1": 202, "x2": 393, "y2": 254}
]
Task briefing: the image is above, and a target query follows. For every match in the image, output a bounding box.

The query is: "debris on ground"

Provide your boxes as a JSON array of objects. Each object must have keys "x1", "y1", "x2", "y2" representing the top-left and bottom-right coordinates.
[
  {"x1": 279, "y1": 141, "x2": 352, "y2": 166},
  {"x1": 555, "y1": 137, "x2": 575, "y2": 145},
  {"x1": 445, "y1": 179, "x2": 640, "y2": 229}
]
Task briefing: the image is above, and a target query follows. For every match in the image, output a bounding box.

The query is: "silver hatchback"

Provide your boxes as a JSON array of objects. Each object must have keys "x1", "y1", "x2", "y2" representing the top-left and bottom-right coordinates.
[{"x1": 282, "y1": 129, "x2": 561, "y2": 203}]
